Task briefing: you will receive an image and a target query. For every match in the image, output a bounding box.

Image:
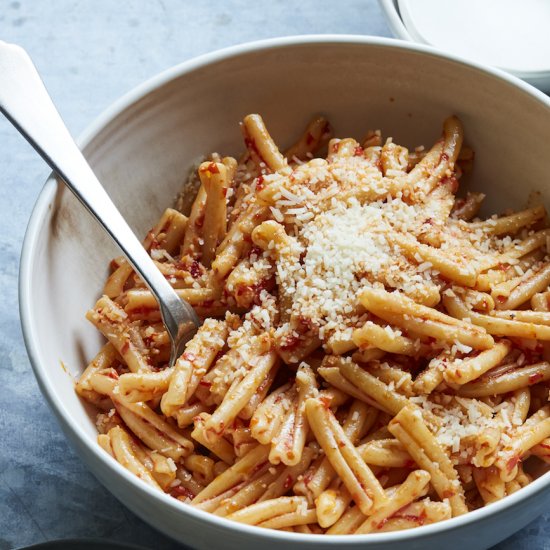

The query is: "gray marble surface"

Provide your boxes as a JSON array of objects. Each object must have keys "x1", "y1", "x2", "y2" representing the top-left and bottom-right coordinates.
[{"x1": 0, "y1": 1, "x2": 548, "y2": 549}]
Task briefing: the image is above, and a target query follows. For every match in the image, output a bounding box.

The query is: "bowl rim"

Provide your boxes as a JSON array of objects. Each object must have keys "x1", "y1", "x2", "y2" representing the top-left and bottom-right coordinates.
[{"x1": 19, "y1": 34, "x2": 550, "y2": 545}]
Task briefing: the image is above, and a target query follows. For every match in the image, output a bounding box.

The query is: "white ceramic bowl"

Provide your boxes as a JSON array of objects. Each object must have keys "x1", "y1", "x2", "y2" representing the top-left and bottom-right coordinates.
[{"x1": 20, "y1": 36, "x2": 550, "y2": 550}]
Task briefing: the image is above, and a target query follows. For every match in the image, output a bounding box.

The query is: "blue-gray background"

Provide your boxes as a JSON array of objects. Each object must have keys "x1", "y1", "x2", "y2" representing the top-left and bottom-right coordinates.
[{"x1": 0, "y1": 1, "x2": 548, "y2": 548}]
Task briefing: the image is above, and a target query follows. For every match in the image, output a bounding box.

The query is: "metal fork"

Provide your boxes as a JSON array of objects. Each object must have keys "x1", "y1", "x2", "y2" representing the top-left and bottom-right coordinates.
[{"x1": 0, "y1": 41, "x2": 200, "y2": 367}]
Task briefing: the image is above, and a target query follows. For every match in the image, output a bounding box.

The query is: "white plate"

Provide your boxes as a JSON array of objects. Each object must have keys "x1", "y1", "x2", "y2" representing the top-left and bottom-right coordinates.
[{"x1": 380, "y1": 0, "x2": 550, "y2": 91}]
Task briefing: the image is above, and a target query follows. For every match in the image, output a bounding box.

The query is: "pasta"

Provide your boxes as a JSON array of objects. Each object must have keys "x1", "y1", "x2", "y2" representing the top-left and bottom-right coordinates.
[{"x1": 77, "y1": 113, "x2": 550, "y2": 535}]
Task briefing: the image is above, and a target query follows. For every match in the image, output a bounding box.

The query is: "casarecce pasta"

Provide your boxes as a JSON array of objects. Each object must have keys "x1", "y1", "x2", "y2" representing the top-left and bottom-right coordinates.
[{"x1": 77, "y1": 113, "x2": 550, "y2": 534}]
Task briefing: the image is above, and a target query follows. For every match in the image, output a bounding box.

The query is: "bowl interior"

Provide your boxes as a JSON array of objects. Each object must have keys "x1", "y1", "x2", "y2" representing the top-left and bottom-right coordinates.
[{"x1": 22, "y1": 37, "x2": 550, "y2": 542}]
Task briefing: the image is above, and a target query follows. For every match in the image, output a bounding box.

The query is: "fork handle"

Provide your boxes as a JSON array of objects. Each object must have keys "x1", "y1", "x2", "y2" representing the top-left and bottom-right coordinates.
[{"x1": 0, "y1": 41, "x2": 199, "y2": 346}]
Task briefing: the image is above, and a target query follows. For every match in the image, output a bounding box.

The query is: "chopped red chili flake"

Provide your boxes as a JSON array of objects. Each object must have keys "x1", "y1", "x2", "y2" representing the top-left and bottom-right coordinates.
[
  {"x1": 397, "y1": 511, "x2": 427, "y2": 525},
  {"x1": 507, "y1": 455, "x2": 520, "y2": 472},
  {"x1": 439, "y1": 175, "x2": 459, "y2": 193},
  {"x1": 171, "y1": 486, "x2": 195, "y2": 500},
  {"x1": 319, "y1": 395, "x2": 332, "y2": 408},
  {"x1": 255, "y1": 175, "x2": 265, "y2": 191},
  {"x1": 189, "y1": 260, "x2": 202, "y2": 279},
  {"x1": 194, "y1": 213, "x2": 205, "y2": 229},
  {"x1": 283, "y1": 475, "x2": 294, "y2": 490},
  {"x1": 149, "y1": 236, "x2": 160, "y2": 250},
  {"x1": 279, "y1": 334, "x2": 301, "y2": 351},
  {"x1": 529, "y1": 373, "x2": 544, "y2": 384}
]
